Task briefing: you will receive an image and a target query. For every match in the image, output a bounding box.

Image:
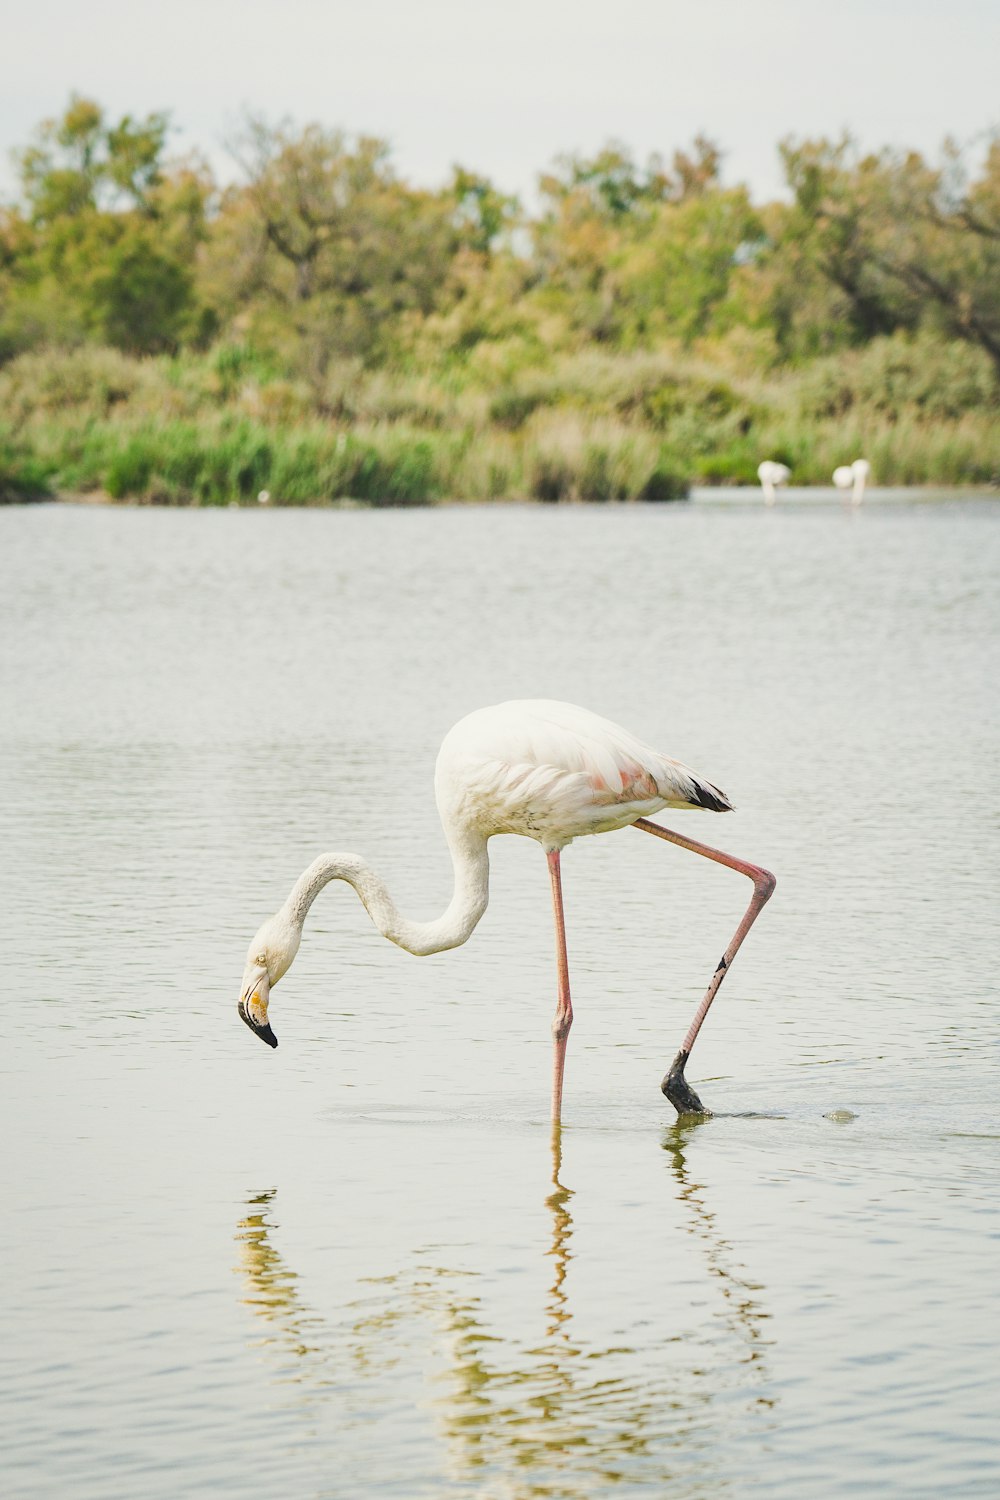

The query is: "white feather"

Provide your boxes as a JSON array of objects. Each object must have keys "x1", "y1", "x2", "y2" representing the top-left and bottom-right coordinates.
[{"x1": 435, "y1": 699, "x2": 729, "y2": 849}]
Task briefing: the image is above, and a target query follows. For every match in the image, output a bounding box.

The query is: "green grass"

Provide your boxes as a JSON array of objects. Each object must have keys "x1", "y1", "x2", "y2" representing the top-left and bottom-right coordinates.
[
  {"x1": 0, "y1": 432, "x2": 54, "y2": 501},
  {"x1": 49, "y1": 420, "x2": 446, "y2": 505},
  {"x1": 1, "y1": 335, "x2": 998, "y2": 504}
]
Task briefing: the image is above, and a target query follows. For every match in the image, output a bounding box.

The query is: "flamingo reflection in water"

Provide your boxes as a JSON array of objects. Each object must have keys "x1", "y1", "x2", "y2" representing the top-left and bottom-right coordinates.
[
  {"x1": 235, "y1": 1132, "x2": 776, "y2": 1493},
  {"x1": 662, "y1": 1123, "x2": 776, "y2": 1400}
]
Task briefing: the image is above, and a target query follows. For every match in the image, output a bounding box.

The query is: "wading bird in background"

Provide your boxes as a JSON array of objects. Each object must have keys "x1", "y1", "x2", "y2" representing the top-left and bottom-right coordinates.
[
  {"x1": 757, "y1": 460, "x2": 790, "y2": 505},
  {"x1": 237, "y1": 701, "x2": 776, "y2": 1120},
  {"x1": 833, "y1": 459, "x2": 870, "y2": 503}
]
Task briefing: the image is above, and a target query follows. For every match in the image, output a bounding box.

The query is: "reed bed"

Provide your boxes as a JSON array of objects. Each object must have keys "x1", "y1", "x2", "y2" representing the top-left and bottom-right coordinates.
[{"x1": 2, "y1": 337, "x2": 997, "y2": 504}]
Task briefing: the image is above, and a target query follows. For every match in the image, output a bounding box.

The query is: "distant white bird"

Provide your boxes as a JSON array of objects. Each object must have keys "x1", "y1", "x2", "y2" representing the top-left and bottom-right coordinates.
[
  {"x1": 237, "y1": 700, "x2": 776, "y2": 1121},
  {"x1": 257, "y1": 490, "x2": 271, "y2": 505},
  {"x1": 757, "y1": 460, "x2": 790, "y2": 505},
  {"x1": 833, "y1": 459, "x2": 870, "y2": 504}
]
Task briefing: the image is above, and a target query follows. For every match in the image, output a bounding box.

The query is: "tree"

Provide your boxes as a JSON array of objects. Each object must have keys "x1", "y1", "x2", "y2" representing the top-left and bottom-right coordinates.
[
  {"x1": 887, "y1": 137, "x2": 1000, "y2": 375},
  {"x1": 760, "y1": 133, "x2": 1000, "y2": 373},
  {"x1": 538, "y1": 135, "x2": 723, "y2": 222},
  {"x1": 206, "y1": 118, "x2": 462, "y2": 370},
  {"x1": 532, "y1": 137, "x2": 755, "y2": 345},
  {"x1": 606, "y1": 186, "x2": 763, "y2": 345},
  {"x1": 449, "y1": 167, "x2": 520, "y2": 257},
  {"x1": 0, "y1": 95, "x2": 210, "y2": 357},
  {"x1": 16, "y1": 95, "x2": 172, "y2": 220}
]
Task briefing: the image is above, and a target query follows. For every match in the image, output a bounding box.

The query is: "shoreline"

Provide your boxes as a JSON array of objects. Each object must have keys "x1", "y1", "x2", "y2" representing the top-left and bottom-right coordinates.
[{"x1": 5, "y1": 484, "x2": 998, "y2": 510}]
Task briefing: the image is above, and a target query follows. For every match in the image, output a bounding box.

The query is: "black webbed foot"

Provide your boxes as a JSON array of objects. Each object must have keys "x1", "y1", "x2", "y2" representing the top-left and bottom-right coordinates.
[{"x1": 662, "y1": 1049, "x2": 711, "y2": 1117}]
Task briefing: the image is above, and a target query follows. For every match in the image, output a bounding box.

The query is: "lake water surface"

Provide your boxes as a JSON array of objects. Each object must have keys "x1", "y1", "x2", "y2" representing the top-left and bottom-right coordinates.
[{"x1": 2, "y1": 496, "x2": 999, "y2": 1497}]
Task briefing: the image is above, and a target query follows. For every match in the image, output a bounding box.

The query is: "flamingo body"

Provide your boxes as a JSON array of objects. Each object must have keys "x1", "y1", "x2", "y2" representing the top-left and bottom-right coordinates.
[
  {"x1": 757, "y1": 460, "x2": 790, "y2": 505},
  {"x1": 435, "y1": 700, "x2": 730, "y2": 851},
  {"x1": 834, "y1": 459, "x2": 870, "y2": 503}
]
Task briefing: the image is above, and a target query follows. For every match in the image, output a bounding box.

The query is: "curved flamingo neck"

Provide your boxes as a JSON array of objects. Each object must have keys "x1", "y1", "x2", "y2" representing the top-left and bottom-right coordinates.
[{"x1": 280, "y1": 823, "x2": 491, "y2": 957}]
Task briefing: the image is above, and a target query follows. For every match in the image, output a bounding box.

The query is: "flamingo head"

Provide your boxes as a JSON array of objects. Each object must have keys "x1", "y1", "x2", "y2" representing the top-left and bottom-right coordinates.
[{"x1": 237, "y1": 914, "x2": 301, "y2": 1049}]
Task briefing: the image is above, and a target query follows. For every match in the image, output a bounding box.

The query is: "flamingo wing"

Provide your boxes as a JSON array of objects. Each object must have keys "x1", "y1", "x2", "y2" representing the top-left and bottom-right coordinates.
[{"x1": 437, "y1": 700, "x2": 730, "y2": 845}]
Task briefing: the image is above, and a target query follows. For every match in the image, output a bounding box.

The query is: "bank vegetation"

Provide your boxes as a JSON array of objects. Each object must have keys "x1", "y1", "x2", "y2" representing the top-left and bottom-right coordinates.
[{"x1": 2, "y1": 99, "x2": 998, "y2": 503}]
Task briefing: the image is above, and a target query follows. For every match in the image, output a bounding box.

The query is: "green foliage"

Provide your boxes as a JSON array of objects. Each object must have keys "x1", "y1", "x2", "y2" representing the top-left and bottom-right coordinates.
[
  {"x1": 0, "y1": 428, "x2": 53, "y2": 501},
  {"x1": 638, "y1": 460, "x2": 690, "y2": 500},
  {"x1": 4, "y1": 325, "x2": 998, "y2": 504},
  {"x1": 450, "y1": 167, "x2": 520, "y2": 255},
  {"x1": 489, "y1": 388, "x2": 545, "y2": 429},
  {"x1": 606, "y1": 188, "x2": 764, "y2": 345},
  {"x1": 0, "y1": 96, "x2": 209, "y2": 359},
  {"x1": 528, "y1": 451, "x2": 576, "y2": 502},
  {"x1": 90, "y1": 233, "x2": 194, "y2": 354},
  {"x1": 16, "y1": 95, "x2": 171, "y2": 219},
  {"x1": 0, "y1": 345, "x2": 148, "y2": 421},
  {"x1": 201, "y1": 117, "x2": 462, "y2": 374},
  {"x1": 530, "y1": 136, "x2": 759, "y2": 346},
  {"x1": 794, "y1": 331, "x2": 997, "y2": 420},
  {"x1": 2, "y1": 99, "x2": 1000, "y2": 499},
  {"x1": 23, "y1": 412, "x2": 445, "y2": 506},
  {"x1": 539, "y1": 135, "x2": 723, "y2": 221}
]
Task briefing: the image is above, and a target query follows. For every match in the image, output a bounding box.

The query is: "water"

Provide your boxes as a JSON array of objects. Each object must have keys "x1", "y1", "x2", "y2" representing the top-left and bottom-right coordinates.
[{"x1": 2, "y1": 496, "x2": 999, "y2": 1498}]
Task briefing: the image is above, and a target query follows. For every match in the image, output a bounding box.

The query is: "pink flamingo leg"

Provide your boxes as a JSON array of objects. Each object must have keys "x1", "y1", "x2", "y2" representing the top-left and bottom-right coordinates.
[
  {"x1": 633, "y1": 818, "x2": 776, "y2": 1116},
  {"x1": 546, "y1": 849, "x2": 574, "y2": 1123}
]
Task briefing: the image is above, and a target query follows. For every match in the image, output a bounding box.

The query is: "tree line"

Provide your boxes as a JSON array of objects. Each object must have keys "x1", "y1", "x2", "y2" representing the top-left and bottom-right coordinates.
[{"x1": 2, "y1": 95, "x2": 998, "y2": 382}]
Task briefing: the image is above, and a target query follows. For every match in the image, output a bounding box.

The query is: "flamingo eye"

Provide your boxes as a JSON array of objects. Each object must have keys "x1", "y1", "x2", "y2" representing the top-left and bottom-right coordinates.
[{"x1": 255, "y1": 953, "x2": 266, "y2": 967}]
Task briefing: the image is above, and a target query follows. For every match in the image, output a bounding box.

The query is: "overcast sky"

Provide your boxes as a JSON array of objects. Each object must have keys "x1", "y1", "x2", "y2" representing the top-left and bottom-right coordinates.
[{"x1": 2, "y1": 0, "x2": 998, "y2": 204}]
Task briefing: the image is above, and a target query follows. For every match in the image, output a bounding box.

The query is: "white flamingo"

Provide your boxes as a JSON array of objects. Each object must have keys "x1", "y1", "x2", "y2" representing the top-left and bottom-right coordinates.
[
  {"x1": 833, "y1": 459, "x2": 870, "y2": 504},
  {"x1": 757, "y1": 460, "x2": 790, "y2": 506},
  {"x1": 238, "y1": 701, "x2": 775, "y2": 1120}
]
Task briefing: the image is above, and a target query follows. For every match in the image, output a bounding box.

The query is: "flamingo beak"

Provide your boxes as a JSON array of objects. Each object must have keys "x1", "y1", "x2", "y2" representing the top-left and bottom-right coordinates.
[{"x1": 238, "y1": 968, "x2": 277, "y2": 1049}]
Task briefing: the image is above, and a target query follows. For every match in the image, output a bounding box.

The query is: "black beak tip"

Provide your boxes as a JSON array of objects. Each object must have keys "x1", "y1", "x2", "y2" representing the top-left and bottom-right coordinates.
[{"x1": 238, "y1": 1000, "x2": 278, "y2": 1049}]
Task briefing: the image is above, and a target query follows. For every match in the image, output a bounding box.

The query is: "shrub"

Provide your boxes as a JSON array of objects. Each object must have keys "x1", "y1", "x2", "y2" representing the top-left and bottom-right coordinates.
[
  {"x1": 529, "y1": 452, "x2": 576, "y2": 502},
  {"x1": 489, "y1": 388, "x2": 545, "y2": 430},
  {"x1": 638, "y1": 461, "x2": 689, "y2": 500},
  {"x1": 579, "y1": 444, "x2": 631, "y2": 501},
  {"x1": 105, "y1": 439, "x2": 154, "y2": 498},
  {"x1": 795, "y1": 333, "x2": 999, "y2": 421},
  {"x1": 350, "y1": 438, "x2": 438, "y2": 505},
  {"x1": 0, "y1": 432, "x2": 52, "y2": 501}
]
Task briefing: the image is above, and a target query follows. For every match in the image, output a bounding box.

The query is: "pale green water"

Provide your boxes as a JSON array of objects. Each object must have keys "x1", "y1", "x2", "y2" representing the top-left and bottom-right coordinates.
[{"x1": 2, "y1": 497, "x2": 999, "y2": 1498}]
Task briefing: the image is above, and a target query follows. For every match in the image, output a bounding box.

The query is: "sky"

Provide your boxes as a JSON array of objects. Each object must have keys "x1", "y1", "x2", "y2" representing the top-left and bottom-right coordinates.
[{"x1": 1, "y1": 0, "x2": 998, "y2": 205}]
